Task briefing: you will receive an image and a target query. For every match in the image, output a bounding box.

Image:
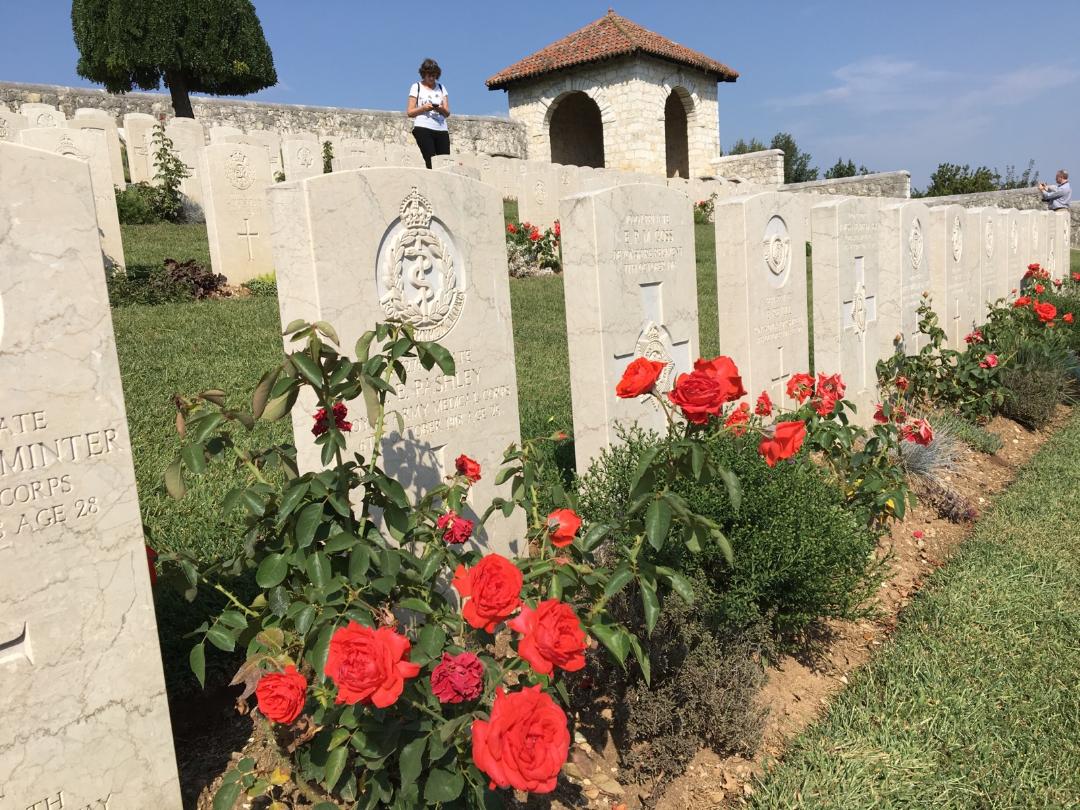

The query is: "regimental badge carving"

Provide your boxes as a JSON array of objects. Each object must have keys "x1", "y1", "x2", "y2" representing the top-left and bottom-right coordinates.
[
  {"x1": 226, "y1": 150, "x2": 255, "y2": 190},
  {"x1": 296, "y1": 145, "x2": 314, "y2": 168},
  {"x1": 55, "y1": 136, "x2": 87, "y2": 161},
  {"x1": 909, "y1": 218, "x2": 924, "y2": 271},
  {"x1": 951, "y1": 214, "x2": 963, "y2": 263},
  {"x1": 984, "y1": 218, "x2": 994, "y2": 259},
  {"x1": 1011, "y1": 220, "x2": 1019, "y2": 254},
  {"x1": 762, "y1": 215, "x2": 791, "y2": 287},
  {"x1": 378, "y1": 187, "x2": 466, "y2": 341},
  {"x1": 37, "y1": 112, "x2": 56, "y2": 126},
  {"x1": 636, "y1": 322, "x2": 675, "y2": 389},
  {"x1": 535, "y1": 180, "x2": 546, "y2": 206}
]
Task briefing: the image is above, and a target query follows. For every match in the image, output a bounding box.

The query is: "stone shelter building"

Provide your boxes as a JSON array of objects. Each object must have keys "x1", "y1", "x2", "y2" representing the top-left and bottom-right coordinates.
[{"x1": 486, "y1": 10, "x2": 738, "y2": 178}]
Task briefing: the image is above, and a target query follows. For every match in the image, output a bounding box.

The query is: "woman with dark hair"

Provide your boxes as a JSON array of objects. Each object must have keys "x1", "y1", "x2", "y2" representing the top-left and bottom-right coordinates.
[{"x1": 407, "y1": 58, "x2": 450, "y2": 168}]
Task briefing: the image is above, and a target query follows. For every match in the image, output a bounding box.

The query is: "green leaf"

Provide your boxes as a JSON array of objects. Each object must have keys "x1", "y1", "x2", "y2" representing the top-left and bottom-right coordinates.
[
  {"x1": 188, "y1": 412, "x2": 225, "y2": 443},
  {"x1": 424, "y1": 768, "x2": 465, "y2": 804},
  {"x1": 628, "y1": 634, "x2": 652, "y2": 686},
  {"x1": 603, "y1": 562, "x2": 634, "y2": 599},
  {"x1": 295, "y1": 604, "x2": 317, "y2": 635},
  {"x1": 189, "y1": 642, "x2": 206, "y2": 687},
  {"x1": 398, "y1": 598, "x2": 432, "y2": 614},
  {"x1": 630, "y1": 446, "x2": 661, "y2": 495},
  {"x1": 206, "y1": 625, "x2": 236, "y2": 653},
  {"x1": 348, "y1": 546, "x2": 371, "y2": 583},
  {"x1": 268, "y1": 586, "x2": 290, "y2": 617},
  {"x1": 290, "y1": 352, "x2": 324, "y2": 386},
  {"x1": 640, "y1": 580, "x2": 660, "y2": 635},
  {"x1": 314, "y1": 321, "x2": 340, "y2": 345},
  {"x1": 307, "y1": 552, "x2": 331, "y2": 588},
  {"x1": 645, "y1": 498, "x2": 673, "y2": 551},
  {"x1": 213, "y1": 780, "x2": 242, "y2": 810},
  {"x1": 261, "y1": 391, "x2": 293, "y2": 422},
  {"x1": 711, "y1": 528, "x2": 734, "y2": 565},
  {"x1": 295, "y1": 502, "x2": 324, "y2": 549},
  {"x1": 718, "y1": 466, "x2": 741, "y2": 513},
  {"x1": 398, "y1": 735, "x2": 426, "y2": 790},
  {"x1": 256, "y1": 553, "x2": 289, "y2": 588},
  {"x1": 590, "y1": 622, "x2": 629, "y2": 665},
  {"x1": 581, "y1": 522, "x2": 611, "y2": 552},
  {"x1": 424, "y1": 342, "x2": 456, "y2": 376},
  {"x1": 323, "y1": 746, "x2": 348, "y2": 791},
  {"x1": 418, "y1": 623, "x2": 447, "y2": 660},
  {"x1": 181, "y1": 442, "x2": 207, "y2": 476},
  {"x1": 277, "y1": 482, "x2": 310, "y2": 522},
  {"x1": 355, "y1": 331, "x2": 376, "y2": 363},
  {"x1": 251, "y1": 368, "x2": 281, "y2": 420},
  {"x1": 284, "y1": 318, "x2": 308, "y2": 335},
  {"x1": 690, "y1": 442, "x2": 705, "y2": 479},
  {"x1": 667, "y1": 572, "x2": 695, "y2": 605},
  {"x1": 362, "y1": 382, "x2": 381, "y2": 431},
  {"x1": 164, "y1": 459, "x2": 186, "y2": 499}
]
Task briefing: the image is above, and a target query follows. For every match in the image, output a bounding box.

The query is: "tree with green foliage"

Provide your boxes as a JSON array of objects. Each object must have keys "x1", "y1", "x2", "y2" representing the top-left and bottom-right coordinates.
[
  {"x1": 770, "y1": 132, "x2": 818, "y2": 184},
  {"x1": 71, "y1": 0, "x2": 277, "y2": 118},
  {"x1": 725, "y1": 137, "x2": 767, "y2": 155},
  {"x1": 913, "y1": 163, "x2": 1001, "y2": 197},
  {"x1": 824, "y1": 158, "x2": 871, "y2": 180}
]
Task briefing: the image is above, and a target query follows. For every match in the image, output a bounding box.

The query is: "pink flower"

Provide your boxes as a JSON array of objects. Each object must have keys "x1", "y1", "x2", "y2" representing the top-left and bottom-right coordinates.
[
  {"x1": 964, "y1": 330, "x2": 983, "y2": 344},
  {"x1": 902, "y1": 419, "x2": 934, "y2": 446},
  {"x1": 980, "y1": 353, "x2": 998, "y2": 369}
]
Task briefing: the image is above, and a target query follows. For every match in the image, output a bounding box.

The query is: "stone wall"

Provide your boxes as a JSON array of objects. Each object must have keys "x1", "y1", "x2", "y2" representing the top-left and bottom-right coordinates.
[
  {"x1": 711, "y1": 149, "x2": 784, "y2": 186},
  {"x1": 920, "y1": 186, "x2": 1079, "y2": 248},
  {"x1": 781, "y1": 170, "x2": 911, "y2": 199},
  {"x1": 502, "y1": 54, "x2": 721, "y2": 178},
  {"x1": 0, "y1": 81, "x2": 526, "y2": 157}
]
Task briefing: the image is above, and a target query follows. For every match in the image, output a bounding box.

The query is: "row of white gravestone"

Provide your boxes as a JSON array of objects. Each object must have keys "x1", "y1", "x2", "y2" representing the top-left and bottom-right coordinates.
[{"x1": 0, "y1": 141, "x2": 183, "y2": 808}]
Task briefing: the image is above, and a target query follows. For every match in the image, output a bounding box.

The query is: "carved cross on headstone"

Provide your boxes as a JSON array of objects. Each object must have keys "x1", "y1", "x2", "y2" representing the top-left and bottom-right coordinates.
[
  {"x1": 842, "y1": 256, "x2": 878, "y2": 389},
  {"x1": 237, "y1": 218, "x2": 260, "y2": 261},
  {"x1": 952, "y1": 297, "x2": 964, "y2": 347},
  {"x1": 613, "y1": 280, "x2": 692, "y2": 391},
  {"x1": 0, "y1": 622, "x2": 32, "y2": 667},
  {"x1": 769, "y1": 345, "x2": 791, "y2": 407}
]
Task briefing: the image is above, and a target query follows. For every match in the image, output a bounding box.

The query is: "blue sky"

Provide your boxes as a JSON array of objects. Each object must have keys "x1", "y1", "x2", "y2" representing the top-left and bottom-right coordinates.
[{"x1": 3, "y1": 1, "x2": 1077, "y2": 188}]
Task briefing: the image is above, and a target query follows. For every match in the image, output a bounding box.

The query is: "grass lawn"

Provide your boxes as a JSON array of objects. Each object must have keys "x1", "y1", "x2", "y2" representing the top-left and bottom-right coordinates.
[
  {"x1": 122, "y1": 222, "x2": 212, "y2": 270},
  {"x1": 749, "y1": 408, "x2": 1080, "y2": 808}
]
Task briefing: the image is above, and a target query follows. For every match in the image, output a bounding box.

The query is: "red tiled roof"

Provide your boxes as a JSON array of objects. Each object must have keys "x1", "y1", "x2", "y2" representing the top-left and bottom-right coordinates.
[{"x1": 486, "y1": 10, "x2": 739, "y2": 89}]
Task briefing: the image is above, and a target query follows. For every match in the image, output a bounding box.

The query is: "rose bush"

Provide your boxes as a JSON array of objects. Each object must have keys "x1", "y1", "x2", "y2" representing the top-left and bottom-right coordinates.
[{"x1": 505, "y1": 219, "x2": 561, "y2": 276}]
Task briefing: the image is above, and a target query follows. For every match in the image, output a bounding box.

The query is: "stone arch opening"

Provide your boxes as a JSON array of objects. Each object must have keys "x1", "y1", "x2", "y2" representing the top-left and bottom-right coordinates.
[
  {"x1": 665, "y1": 88, "x2": 691, "y2": 179},
  {"x1": 549, "y1": 92, "x2": 605, "y2": 168}
]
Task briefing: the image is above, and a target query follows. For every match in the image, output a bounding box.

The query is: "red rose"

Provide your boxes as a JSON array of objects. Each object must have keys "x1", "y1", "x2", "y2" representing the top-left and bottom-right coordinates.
[
  {"x1": 755, "y1": 391, "x2": 773, "y2": 416},
  {"x1": 553, "y1": 221, "x2": 561, "y2": 237},
  {"x1": 895, "y1": 407, "x2": 908, "y2": 424},
  {"x1": 325, "y1": 622, "x2": 420, "y2": 707},
  {"x1": 902, "y1": 418, "x2": 934, "y2": 446},
  {"x1": 529, "y1": 228, "x2": 540, "y2": 242},
  {"x1": 980, "y1": 353, "x2": 998, "y2": 369},
  {"x1": 312, "y1": 402, "x2": 351, "y2": 436},
  {"x1": 256, "y1": 665, "x2": 308, "y2": 724},
  {"x1": 430, "y1": 652, "x2": 484, "y2": 704},
  {"x1": 453, "y1": 555, "x2": 523, "y2": 632},
  {"x1": 507, "y1": 223, "x2": 517, "y2": 234},
  {"x1": 509, "y1": 600, "x2": 587, "y2": 676},
  {"x1": 472, "y1": 685, "x2": 570, "y2": 793},
  {"x1": 455, "y1": 454, "x2": 482, "y2": 483},
  {"x1": 816, "y1": 372, "x2": 846, "y2": 400},
  {"x1": 546, "y1": 509, "x2": 581, "y2": 548},
  {"x1": 913, "y1": 530, "x2": 924, "y2": 540},
  {"x1": 437, "y1": 511, "x2": 474, "y2": 545},
  {"x1": 1054, "y1": 279, "x2": 1063, "y2": 288},
  {"x1": 757, "y1": 420, "x2": 806, "y2": 467},
  {"x1": 873, "y1": 403, "x2": 887, "y2": 424},
  {"x1": 1065, "y1": 313, "x2": 1074, "y2": 324},
  {"x1": 1027, "y1": 263, "x2": 1041, "y2": 272},
  {"x1": 812, "y1": 395, "x2": 837, "y2": 417},
  {"x1": 1034, "y1": 284, "x2": 1046, "y2": 294},
  {"x1": 724, "y1": 402, "x2": 751, "y2": 435},
  {"x1": 667, "y1": 356, "x2": 746, "y2": 425},
  {"x1": 1072, "y1": 272, "x2": 1080, "y2": 282},
  {"x1": 1013, "y1": 296, "x2": 1032, "y2": 308},
  {"x1": 145, "y1": 545, "x2": 158, "y2": 586},
  {"x1": 786, "y1": 372, "x2": 815, "y2": 403},
  {"x1": 616, "y1": 357, "x2": 666, "y2": 398},
  {"x1": 1034, "y1": 301, "x2": 1057, "y2": 323},
  {"x1": 896, "y1": 375, "x2": 909, "y2": 391},
  {"x1": 964, "y1": 330, "x2": 983, "y2": 344}
]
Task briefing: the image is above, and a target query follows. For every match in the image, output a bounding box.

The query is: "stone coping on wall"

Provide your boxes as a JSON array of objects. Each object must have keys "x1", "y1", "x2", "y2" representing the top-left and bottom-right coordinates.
[{"x1": 780, "y1": 170, "x2": 912, "y2": 199}]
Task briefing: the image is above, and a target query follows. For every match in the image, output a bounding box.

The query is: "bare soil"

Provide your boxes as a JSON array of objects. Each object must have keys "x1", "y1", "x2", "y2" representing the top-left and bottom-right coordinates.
[{"x1": 177, "y1": 408, "x2": 1069, "y2": 810}]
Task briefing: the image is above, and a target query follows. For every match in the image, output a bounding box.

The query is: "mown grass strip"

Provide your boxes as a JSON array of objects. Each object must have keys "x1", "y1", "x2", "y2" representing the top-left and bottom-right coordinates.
[{"x1": 750, "y1": 408, "x2": 1080, "y2": 809}]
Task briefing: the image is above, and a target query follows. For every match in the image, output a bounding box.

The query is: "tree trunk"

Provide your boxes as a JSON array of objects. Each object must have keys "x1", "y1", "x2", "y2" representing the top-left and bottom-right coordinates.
[{"x1": 165, "y1": 70, "x2": 195, "y2": 118}]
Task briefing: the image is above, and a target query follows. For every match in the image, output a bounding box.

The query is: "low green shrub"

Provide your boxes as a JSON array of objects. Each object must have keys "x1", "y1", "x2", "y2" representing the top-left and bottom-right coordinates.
[
  {"x1": 1000, "y1": 363, "x2": 1071, "y2": 429},
  {"x1": 932, "y1": 410, "x2": 1004, "y2": 455},
  {"x1": 108, "y1": 258, "x2": 229, "y2": 307},
  {"x1": 242, "y1": 272, "x2": 277, "y2": 298},
  {"x1": 579, "y1": 427, "x2": 882, "y2": 638},
  {"x1": 115, "y1": 183, "x2": 160, "y2": 225}
]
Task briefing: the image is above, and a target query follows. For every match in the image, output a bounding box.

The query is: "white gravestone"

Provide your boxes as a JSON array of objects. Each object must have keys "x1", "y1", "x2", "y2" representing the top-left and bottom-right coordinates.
[
  {"x1": 208, "y1": 125, "x2": 244, "y2": 144},
  {"x1": 1013, "y1": 209, "x2": 1036, "y2": 290},
  {"x1": 879, "y1": 200, "x2": 932, "y2": 356},
  {"x1": 19, "y1": 128, "x2": 125, "y2": 272},
  {"x1": 811, "y1": 197, "x2": 883, "y2": 424},
  {"x1": 71, "y1": 108, "x2": 126, "y2": 187},
  {"x1": 1054, "y1": 210, "x2": 1070, "y2": 279},
  {"x1": 928, "y1": 206, "x2": 980, "y2": 347},
  {"x1": 432, "y1": 156, "x2": 481, "y2": 181},
  {"x1": 19, "y1": 103, "x2": 64, "y2": 128},
  {"x1": 0, "y1": 108, "x2": 29, "y2": 143},
  {"x1": 1041, "y1": 210, "x2": 1058, "y2": 279},
  {"x1": 517, "y1": 161, "x2": 563, "y2": 230},
  {"x1": 714, "y1": 191, "x2": 811, "y2": 409},
  {"x1": 333, "y1": 138, "x2": 385, "y2": 171},
  {"x1": 122, "y1": 113, "x2": 158, "y2": 184},
  {"x1": 245, "y1": 129, "x2": 284, "y2": 178},
  {"x1": 283, "y1": 138, "x2": 322, "y2": 182},
  {"x1": 976, "y1": 207, "x2": 1008, "y2": 305},
  {"x1": 1029, "y1": 209, "x2": 1046, "y2": 273},
  {"x1": 200, "y1": 143, "x2": 274, "y2": 284},
  {"x1": 269, "y1": 169, "x2": 525, "y2": 556},
  {"x1": 561, "y1": 184, "x2": 698, "y2": 469},
  {"x1": 1005, "y1": 208, "x2": 1022, "y2": 291},
  {"x1": 164, "y1": 118, "x2": 208, "y2": 221},
  {"x1": 0, "y1": 141, "x2": 182, "y2": 809}
]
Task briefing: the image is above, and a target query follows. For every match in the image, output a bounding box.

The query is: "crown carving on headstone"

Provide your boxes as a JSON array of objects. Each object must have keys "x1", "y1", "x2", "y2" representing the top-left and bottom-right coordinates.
[{"x1": 400, "y1": 187, "x2": 434, "y2": 229}]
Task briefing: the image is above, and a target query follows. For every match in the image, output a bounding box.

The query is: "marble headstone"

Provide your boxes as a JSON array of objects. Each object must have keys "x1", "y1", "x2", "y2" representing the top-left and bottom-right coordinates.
[
  {"x1": 928, "y1": 205, "x2": 979, "y2": 346},
  {"x1": 517, "y1": 160, "x2": 562, "y2": 229},
  {"x1": 976, "y1": 207, "x2": 1007, "y2": 305},
  {"x1": 245, "y1": 129, "x2": 284, "y2": 178},
  {"x1": 71, "y1": 108, "x2": 126, "y2": 187},
  {"x1": 810, "y1": 197, "x2": 884, "y2": 424},
  {"x1": 283, "y1": 138, "x2": 323, "y2": 182},
  {"x1": 714, "y1": 191, "x2": 811, "y2": 409},
  {"x1": 19, "y1": 103, "x2": 64, "y2": 128},
  {"x1": 561, "y1": 183, "x2": 698, "y2": 468},
  {"x1": 879, "y1": 200, "x2": 932, "y2": 355},
  {"x1": 0, "y1": 141, "x2": 181, "y2": 809},
  {"x1": 200, "y1": 143, "x2": 274, "y2": 284},
  {"x1": 122, "y1": 113, "x2": 158, "y2": 184},
  {"x1": 19, "y1": 128, "x2": 125, "y2": 272},
  {"x1": 0, "y1": 108, "x2": 29, "y2": 143},
  {"x1": 269, "y1": 168, "x2": 524, "y2": 555},
  {"x1": 164, "y1": 118, "x2": 208, "y2": 220}
]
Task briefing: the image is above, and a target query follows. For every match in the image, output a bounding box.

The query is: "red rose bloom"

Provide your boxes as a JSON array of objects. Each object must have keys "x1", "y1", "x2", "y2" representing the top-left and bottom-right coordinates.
[
  {"x1": 507, "y1": 223, "x2": 517, "y2": 234},
  {"x1": 256, "y1": 665, "x2": 308, "y2": 724},
  {"x1": 529, "y1": 228, "x2": 541, "y2": 242},
  {"x1": 873, "y1": 403, "x2": 887, "y2": 424},
  {"x1": 1054, "y1": 279, "x2": 1063, "y2": 288},
  {"x1": 1013, "y1": 296, "x2": 1032, "y2": 308},
  {"x1": 816, "y1": 372, "x2": 846, "y2": 400},
  {"x1": 312, "y1": 402, "x2": 351, "y2": 436},
  {"x1": 553, "y1": 221, "x2": 561, "y2": 238},
  {"x1": 755, "y1": 391, "x2": 773, "y2": 416},
  {"x1": 1027, "y1": 263, "x2": 1041, "y2": 272},
  {"x1": 812, "y1": 395, "x2": 837, "y2": 417},
  {"x1": 1034, "y1": 284, "x2": 1046, "y2": 294},
  {"x1": 437, "y1": 511, "x2": 474, "y2": 545},
  {"x1": 453, "y1": 555, "x2": 523, "y2": 632},
  {"x1": 980, "y1": 353, "x2": 998, "y2": 369},
  {"x1": 430, "y1": 652, "x2": 484, "y2": 704},
  {"x1": 786, "y1": 373, "x2": 815, "y2": 403},
  {"x1": 757, "y1": 420, "x2": 806, "y2": 467},
  {"x1": 455, "y1": 454, "x2": 482, "y2": 483},
  {"x1": 902, "y1": 418, "x2": 934, "y2": 446},
  {"x1": 509, "y1": 600, "x2": 587, "y2": 676},
  {"x1": 894, "y1": 407, "x2": 908, "y2": 424},
  {"x1": 964, "y1": 330, "x2": 983, "y2": 344},
  {"x1": 472, "y1": 685, "x2": 570, "y2": 793},
  {"x1": 325, "y1": 622, "x2": 420, "y2": 707},
  {"x1": 616, "y1": 357, "x2": 666, "y2": 398},
  {"x1": 724, "y1": 402, "x2": 751, "y2": 435},
  {"x1": 667, "y1": 356, "x2": 746, "y2": 425},
  {"x1": 1034, "y1": 301, "x2": 1057, "y2": 323},
  {"x1": 546, "y1": 509, "x2": 581, "y2": 548},
  {"x1": 1065, "y1": 313, "x2": 1074, "y2": 324},
  {"x1": 1072, "y1": 272, "x2": 1080, "y2": 282},
  {"x1": 896, "y1": 375, "x2": 910, "y2": 391}
]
